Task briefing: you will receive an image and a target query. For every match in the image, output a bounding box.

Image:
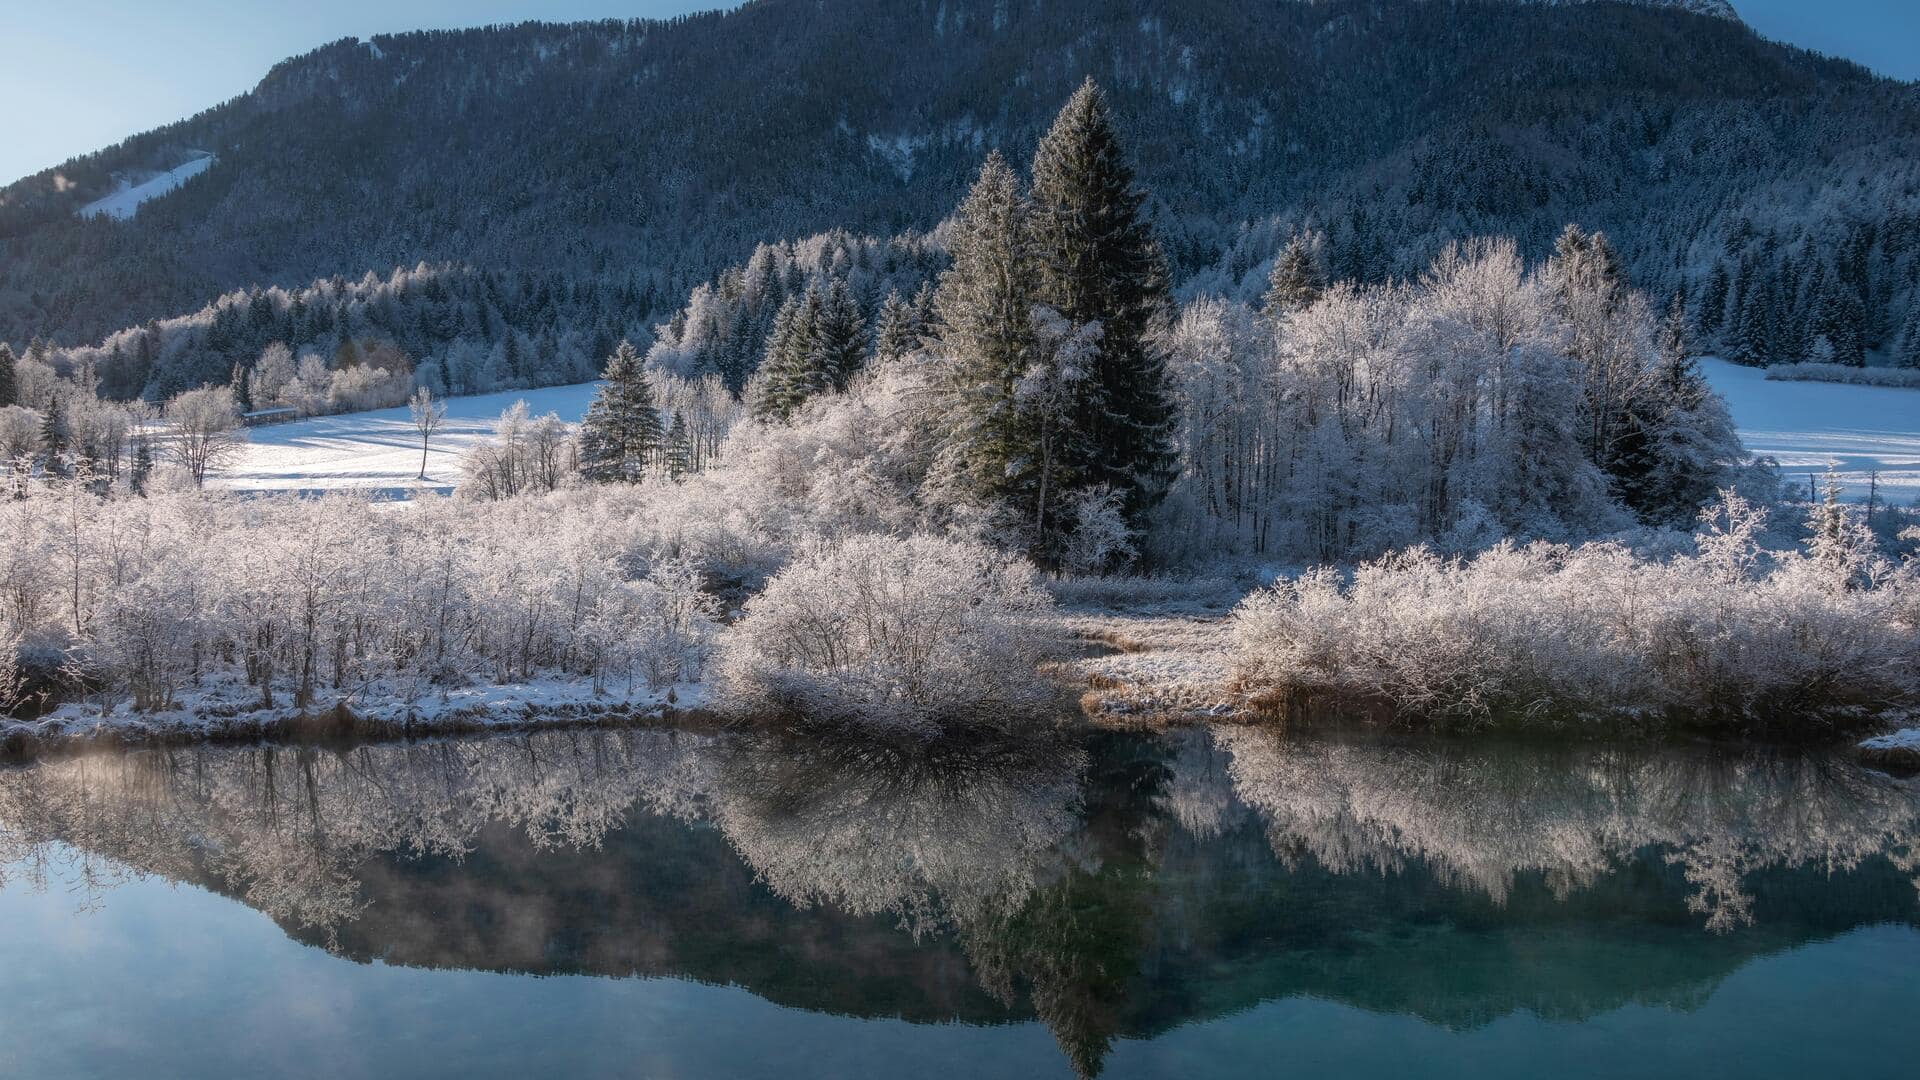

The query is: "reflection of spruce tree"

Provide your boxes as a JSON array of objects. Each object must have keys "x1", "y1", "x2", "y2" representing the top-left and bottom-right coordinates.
[{"x1": 962, "y1": 732, "x2": 1174, "y2": 1079}]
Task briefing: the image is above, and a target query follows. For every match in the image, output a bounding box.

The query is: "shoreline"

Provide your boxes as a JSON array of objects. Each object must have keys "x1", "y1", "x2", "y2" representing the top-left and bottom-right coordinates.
[{"x1": 9, "y1": 606, "x2": 1915, "y2": 765}]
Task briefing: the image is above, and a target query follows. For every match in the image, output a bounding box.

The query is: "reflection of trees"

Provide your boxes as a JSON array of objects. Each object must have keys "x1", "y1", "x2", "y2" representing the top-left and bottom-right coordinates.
[
  {"x1": 0, "y1": 730, "x2": 717, "y2": 938},
  {"x1": 1215, "y1": 730, "x2": 1920, "y2": 931},
  {"x1": 708, "y1": 728, "x2": 1086, "y2": 935},
  {"x1": 954, "y1": 732, "x2": 1176, "y2": 1079},
  {"x1": 3, "y1": 725, "x2": 1918, "y2": 1079}
]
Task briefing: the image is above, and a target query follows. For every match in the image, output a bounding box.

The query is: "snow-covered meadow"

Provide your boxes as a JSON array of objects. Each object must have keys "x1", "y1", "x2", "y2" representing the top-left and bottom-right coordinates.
[
  {"x1": 1700, "y1": 358, "x2": 1920, "y2": 503},
  {"x1": 211, "y1": 381, "x2": 598, "y2": 496},
  {"x1": 205, "y1": 357, "x2": 1919, "y2": 508}
]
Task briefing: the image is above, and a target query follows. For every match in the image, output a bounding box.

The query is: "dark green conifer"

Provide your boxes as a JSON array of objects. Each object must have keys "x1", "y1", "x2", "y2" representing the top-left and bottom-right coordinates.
[
  {"x1": 1028, "y1": 78, "x2": 1177, "y2": 524},
  {"x1": 577, "y1": 340, "x2": 663, "y2": 482}
]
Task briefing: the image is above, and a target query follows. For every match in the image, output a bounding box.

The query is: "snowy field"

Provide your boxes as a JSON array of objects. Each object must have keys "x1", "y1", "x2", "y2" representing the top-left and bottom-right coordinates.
[
  {"x1": 207, "y1": 359, "x2": 1919, "y2": 504},
  {"x1": 211, "y1": 382, "x2": 598, "y2": 497},
  {"x1": 1700, "y1": 358, "x2": 1919, "y2": 504}
]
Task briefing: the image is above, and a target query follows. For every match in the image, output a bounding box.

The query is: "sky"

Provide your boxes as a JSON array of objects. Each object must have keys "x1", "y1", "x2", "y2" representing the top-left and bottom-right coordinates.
[{"x1": 1, "y1": 0, "x2": 1916, "y2": 185}]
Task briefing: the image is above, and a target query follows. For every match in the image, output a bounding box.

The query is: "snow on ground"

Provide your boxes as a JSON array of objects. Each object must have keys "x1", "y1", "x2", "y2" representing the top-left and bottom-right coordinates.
[
  {"x1": 1702, "y1": 357, "x2": 1920, "y2": 503},
  {"x1": 209, "y1": 356, "x2": 1917, "y2": 504},
  {"x1": 5, "y1": 673, "x2": 704, "y2": 752},
  {"x1": 211, "y1": 381, "x2": 598, "y2": 497},
  {"x1": 1858, "y1": 727, "x2": 1920, "y2": 769},
  {"x1": 76, "y1": 154, "x2": 216, "y2": 221}
]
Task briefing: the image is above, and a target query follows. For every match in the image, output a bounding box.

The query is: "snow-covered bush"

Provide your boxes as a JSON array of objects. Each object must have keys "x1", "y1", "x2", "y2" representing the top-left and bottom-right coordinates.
[
  {"x1": 717, "y1": 534, "x2": 1060, "y2": 733},
  {"x1": 0, "y1": 487, "x2": 721, "y2": 718},
  {"x1": 1229, "y1": 501, "x2": 1919, "y2": 731},
  {"x1": 457, "y1": 401, "x2": 576, "y2": 499}
]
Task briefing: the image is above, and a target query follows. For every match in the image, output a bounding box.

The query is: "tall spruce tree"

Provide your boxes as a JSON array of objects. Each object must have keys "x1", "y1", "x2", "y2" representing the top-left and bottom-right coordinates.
[
  {"x1": 752, "y1": 287, "x2": 833, "y2": 421},
  {"x1": 1697, "y1": 262, "x2": 1730, "y2": 340},
  {"x1": 1727, "y1": 271, "x2": 1772, "y2": 367},
  {"x1": 39, "y1": 395, "x2": 67, "y2": 477},
  {"x1": 816, "y1": 279, "x2": 868, "y2": 391},
  {"x1": 931, "y1": 151, "x2": 1045, "y2": 519},
  {"x1": 577, "y1": 341, "x2": 662, "y2": 482},
  {"x1": 1028, "y1": 78, "x2": 1177, "y2": 524},
  {"x1": 1815, "y1": 276, "x2": 1868, "y2": 366},
  {"x1": 0, "y1": 344, "x2": 15, "y2": 408}
]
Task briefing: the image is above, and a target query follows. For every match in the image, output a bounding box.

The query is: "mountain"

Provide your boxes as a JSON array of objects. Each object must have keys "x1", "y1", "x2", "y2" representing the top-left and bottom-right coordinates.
[{"x1": 1, "y1": 0, "x2": 1916, "y2": 398}]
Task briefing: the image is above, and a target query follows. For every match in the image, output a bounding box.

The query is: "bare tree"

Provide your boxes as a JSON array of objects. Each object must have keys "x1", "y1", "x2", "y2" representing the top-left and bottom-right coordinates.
[
  {"x1": 409, "y1": 386, "x2": 448, "y2": 480},
  {"x1": 165, "y1": 386, "x2": 246, "y2": 487},
  {"x1": 0, "y1": 405, "x2": 41, "y2": 498}
]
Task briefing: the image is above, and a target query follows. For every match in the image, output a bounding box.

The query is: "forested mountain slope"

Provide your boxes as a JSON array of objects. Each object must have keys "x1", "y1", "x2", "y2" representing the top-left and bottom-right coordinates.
[{"x1": 2, "y1": 0, "x2": 1916, "y2": 397}]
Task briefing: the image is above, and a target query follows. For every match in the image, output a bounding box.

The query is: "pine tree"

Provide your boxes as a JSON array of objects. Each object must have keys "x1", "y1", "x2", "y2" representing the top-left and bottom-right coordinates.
[
  {"x1": 931, "y1": 150, "x2": 1044, "y2": 517},
  {"x1": 576, "y1": 341, "x2": 662, "y2": 482},
  {"x1": 815, "y1": 279, "x2": 867, "y2": 391},
  {"x1": 1697, "y1": 262, "x2": 1730, "y2": 340},
  {"x1": 1028, "y1": 78, "x2": 1178, "y2": 524},
  {"x1": 663, "y1": 411, "x2": 693, "y2": 481},
  {"x1": 1815, "y1": 278, "x2": 1868, "y2": 366},
  {"x1": 0, "y1": 343, "x2": 15, "y2": 408},
  {"x1": 231, "y1": 364, "x2": 254, "y2": 412},
  {"x1": 1262, "y1": 233, "x2": 1324, "y2": 317},
  {"x1": 1727, "y1": 272, "x2": 1772, "y2": 367},
  {"x1": 752, "y1": 288, "x2": 833, "y2": 421},
  {"x1": 39, "y1": 396, "x2": 67, "y2": 477},
  {"x1": 871, "y1": 290, "x2": 924, "y2": 364},
  {"x1": 1896, "y1": 307, "x2": 1920, "y2": 370}
]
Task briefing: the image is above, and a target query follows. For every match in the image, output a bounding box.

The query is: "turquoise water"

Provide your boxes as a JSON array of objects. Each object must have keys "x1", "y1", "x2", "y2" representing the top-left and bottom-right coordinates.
[{"x1": 1, "y1": 727, "x2": 1915, "y2": 1078}]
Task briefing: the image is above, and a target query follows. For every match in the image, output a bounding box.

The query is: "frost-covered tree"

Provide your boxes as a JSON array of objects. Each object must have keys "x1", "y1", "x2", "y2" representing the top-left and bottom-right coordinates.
[
  {"x1": 408, "y1": 386, "x2": 447, "y2": 480},
  {"x1": 163, "y1": 385, "x2": 245, "y2": 487},
  {"x1": 871, "y1": 289, "x2": 925, "y2": 364},
  {"x1": 460, "y1": 401, "x2": 574, "y2": 499},
  {"x1": 1262, "y1": 233, "x2": 1324, "y2": 318},
  {"x1": 578, "y1": 341, "x2": 663, "y2": 482},
  {"x1": 930, "y1": 151, "x2": 1043, "y2": 524},
  {"x1": 0, "y1": 406, "x2": 40, "y2": 497},
  {"x1": 1028, "y1": 78, "x2": 1177, "y2": 524},
  {"x1": 716, "y1": 534, "x2": 1057, "y2": 733}
]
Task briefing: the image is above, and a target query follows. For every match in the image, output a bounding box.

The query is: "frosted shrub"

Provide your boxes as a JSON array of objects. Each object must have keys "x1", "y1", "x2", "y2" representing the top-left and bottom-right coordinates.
[
  {"x1": 717, "y1": 534, "x2": 1059, "y2": 733},
  {"x1": 1230, "y1": 514, "x2": 1919, "y2": 731},
  {"x1": 0, "y1": 488, "x2": 722, "y2": 718}
]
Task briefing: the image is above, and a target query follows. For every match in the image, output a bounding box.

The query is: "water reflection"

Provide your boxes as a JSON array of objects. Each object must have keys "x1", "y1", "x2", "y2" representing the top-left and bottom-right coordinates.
[{"x1": 2, "y1": 726, "x2": 1917, "y2": 1077}]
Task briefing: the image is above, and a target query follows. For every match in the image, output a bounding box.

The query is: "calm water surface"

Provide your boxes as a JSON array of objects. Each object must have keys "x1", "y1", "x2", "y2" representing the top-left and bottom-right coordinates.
[{"x1": 1, "y1": 726, "x2": 1915, "y2": 1078}]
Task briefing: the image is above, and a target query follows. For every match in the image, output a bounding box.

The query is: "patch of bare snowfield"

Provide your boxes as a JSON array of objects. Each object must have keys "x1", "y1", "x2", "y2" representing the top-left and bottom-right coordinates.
[
  {"x1": 1702, "y1": 357, "x2": 1920, "y2": 503},
  {"x1": 210, "y1": 382, "x2": 598, "y2": 497}
]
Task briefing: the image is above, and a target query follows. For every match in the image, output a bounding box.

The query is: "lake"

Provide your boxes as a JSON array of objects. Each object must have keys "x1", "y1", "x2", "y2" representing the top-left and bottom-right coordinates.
[{"x1": 1, "y1": 725, "x2": 1915, "y2": 1079}]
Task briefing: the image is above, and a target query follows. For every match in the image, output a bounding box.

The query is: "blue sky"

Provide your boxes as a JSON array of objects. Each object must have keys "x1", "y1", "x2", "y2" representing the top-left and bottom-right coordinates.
[{"x1": 2, "y1": 1, "x2": 1915, "y2": 184}]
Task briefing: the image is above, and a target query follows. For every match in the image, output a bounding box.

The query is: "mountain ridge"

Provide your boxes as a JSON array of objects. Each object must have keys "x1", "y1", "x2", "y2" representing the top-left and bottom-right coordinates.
[{"x1": 1, "y1": 0, "x2": 1913, "y2": 395}]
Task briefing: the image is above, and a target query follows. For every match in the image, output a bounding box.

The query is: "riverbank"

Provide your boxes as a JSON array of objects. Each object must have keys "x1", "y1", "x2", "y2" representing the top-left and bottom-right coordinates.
[{"x1": 1, "y1": 675, "x2": 706, "y2": 760}]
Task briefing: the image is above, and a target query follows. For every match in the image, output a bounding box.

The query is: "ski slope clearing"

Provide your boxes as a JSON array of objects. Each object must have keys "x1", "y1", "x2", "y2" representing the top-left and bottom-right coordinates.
[
  {"x1": 1701, "y1": 358, "x2": 1920, "y2": 504},
  {"x1": 211, "y1": 382, "x2": 598, "y2": 497},
  {"x1": 77, "y1": 154, "x2": 216, "y2": 221}
]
